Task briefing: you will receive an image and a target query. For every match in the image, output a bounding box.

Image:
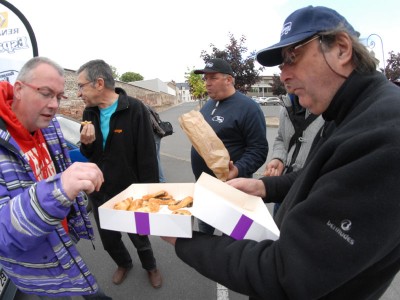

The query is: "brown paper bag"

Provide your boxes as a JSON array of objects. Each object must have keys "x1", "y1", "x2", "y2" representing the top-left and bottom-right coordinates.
[{"x1": 179, "y1": 110, "x2": 229, "y2": 181}]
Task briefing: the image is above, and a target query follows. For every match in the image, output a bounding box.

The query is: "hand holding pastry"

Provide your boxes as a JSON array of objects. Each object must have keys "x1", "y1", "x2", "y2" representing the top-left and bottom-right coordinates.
[{"x1": 80, "y1": 121, "x2": 96, "y2": 145}]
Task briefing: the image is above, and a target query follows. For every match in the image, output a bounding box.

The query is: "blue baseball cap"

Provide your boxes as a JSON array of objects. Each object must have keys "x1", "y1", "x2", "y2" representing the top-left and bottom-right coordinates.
[{"x1": 256, "y1": 6, "x2": 359, "y2": 67}]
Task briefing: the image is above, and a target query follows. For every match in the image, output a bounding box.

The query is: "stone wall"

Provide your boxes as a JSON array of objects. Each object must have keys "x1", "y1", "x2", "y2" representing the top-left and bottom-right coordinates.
[{"x1": 59, "y1": 69, "x2": 180, "y2": 121}]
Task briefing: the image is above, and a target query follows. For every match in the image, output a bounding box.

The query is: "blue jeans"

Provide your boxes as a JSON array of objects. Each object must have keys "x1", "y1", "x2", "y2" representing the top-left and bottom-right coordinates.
[
  {"x1": 273, "y1": 203, "x2": 281, "y2": 217},
  {"x1": 154, "y1": 134, "x2": 166, "y2": 183}
]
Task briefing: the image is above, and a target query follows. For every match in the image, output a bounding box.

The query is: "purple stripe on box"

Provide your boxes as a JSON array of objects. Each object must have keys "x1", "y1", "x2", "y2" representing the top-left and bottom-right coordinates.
[
  {"x1": 134, "y1": 212, "x2": 150, "y2": 235},
  {"x1": 230, "y1": 214, "x2": 253, "y2": 240}
]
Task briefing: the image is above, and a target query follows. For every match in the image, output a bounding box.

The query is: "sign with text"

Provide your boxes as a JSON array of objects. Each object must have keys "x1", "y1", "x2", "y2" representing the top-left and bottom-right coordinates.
[{"x1": 0, "y1": 1, "x2": 38, "y2": 84}]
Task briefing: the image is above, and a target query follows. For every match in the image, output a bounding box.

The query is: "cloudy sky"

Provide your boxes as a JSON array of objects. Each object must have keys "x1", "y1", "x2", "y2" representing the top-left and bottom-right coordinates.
[{"x1": 7, "y1": 0, "x2": 400, "y2": 82}]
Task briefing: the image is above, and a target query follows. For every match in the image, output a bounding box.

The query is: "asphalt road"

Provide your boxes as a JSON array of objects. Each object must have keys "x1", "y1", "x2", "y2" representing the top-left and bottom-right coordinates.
[{"x1": 14, "y1": 101, "x2": 399, "y2": 300}]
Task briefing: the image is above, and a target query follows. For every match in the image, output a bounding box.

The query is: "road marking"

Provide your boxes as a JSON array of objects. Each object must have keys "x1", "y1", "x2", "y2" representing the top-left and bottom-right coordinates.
[
  {"x1": 160, "y1": 152, "x2": 265, "y2": 177},
  {"x1": 217, "y1": 283, "x2": 229, "y2": 300},
  {"x1": 160, "y1": 152, "x2": 191, "y2": 162}
]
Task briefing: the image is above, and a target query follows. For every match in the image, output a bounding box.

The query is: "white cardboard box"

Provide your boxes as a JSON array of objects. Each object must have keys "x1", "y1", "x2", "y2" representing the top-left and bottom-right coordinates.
[
  {"x1": 99, "y1": 173, "x2": 280, "y2": 241},
  {"x1": 99, "y1": 183, "x2": 195, "y2": 238},
  {"x1": 193, "y1": 173, "x2": 280, "y2": 242}
]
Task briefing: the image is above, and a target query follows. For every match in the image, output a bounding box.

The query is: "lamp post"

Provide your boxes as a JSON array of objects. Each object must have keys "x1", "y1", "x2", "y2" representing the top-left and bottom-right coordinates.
[{"x1": 366, "y1": 34, "x2": 386, "y2": 76}]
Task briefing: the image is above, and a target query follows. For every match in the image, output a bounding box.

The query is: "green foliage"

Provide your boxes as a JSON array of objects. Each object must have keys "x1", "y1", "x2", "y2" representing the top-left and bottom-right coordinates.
[
  {"x1": 384, "y1": 51, "x2": 400, "y2": 82},
  {"x1": 185, "y1": 68, "x2": 207, "y2": 100},
  {"x1": 271, "y1": 74, "x2": 286, "y2": 96},
  {"x1": 120, "y1": 72, "x2": 144, "y2": 82},
  {"x1": 109, "y1": 65, "x2": 119, "y2": 80},
  {"x1": 199, "y1": 33, "x2": 264, "y2": 94}
]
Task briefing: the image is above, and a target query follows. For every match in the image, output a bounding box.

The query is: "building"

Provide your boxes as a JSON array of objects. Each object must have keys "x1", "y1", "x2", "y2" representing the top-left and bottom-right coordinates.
[
  {"x1": 248, "y1": 75, "x2": 275, "y2": 98},
  {"x1": 130, "y1": 78, "x2": 176, "y2": 96},
  {"x1": 175, "y1": 82, "x2": 192, "y2": 102}
]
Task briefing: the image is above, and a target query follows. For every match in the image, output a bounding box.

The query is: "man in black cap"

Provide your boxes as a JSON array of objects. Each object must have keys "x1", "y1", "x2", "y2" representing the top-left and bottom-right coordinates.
[
  {"x1": 191, "y1": 58, "x2": 268, "y2": 235},
  {"x1": 162, "y1": 6, "x2": 400, "y2": 299}
]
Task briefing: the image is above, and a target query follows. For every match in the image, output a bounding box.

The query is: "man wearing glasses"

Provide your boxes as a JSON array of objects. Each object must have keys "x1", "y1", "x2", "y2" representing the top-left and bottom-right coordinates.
[
  {"x1": 162, "y1": 6, "x2": 400, "y2": 299},
  {"x1": 78, "y1": 59, "x2": 162, "y2": 289},
  {"x1": 0, "y1": 57, "x2": 111, "y2": 299}
]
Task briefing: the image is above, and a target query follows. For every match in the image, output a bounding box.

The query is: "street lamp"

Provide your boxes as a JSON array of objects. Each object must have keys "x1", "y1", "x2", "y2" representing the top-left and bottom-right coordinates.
[{"x1": 366, "y1": 34, "x2": 386, "y2": 75}]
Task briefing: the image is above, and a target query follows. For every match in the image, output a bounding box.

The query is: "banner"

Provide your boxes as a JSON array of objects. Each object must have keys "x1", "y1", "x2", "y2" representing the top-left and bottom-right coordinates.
[{"x1": 0, "y1": 0, "x2": 38, "y2": 84}]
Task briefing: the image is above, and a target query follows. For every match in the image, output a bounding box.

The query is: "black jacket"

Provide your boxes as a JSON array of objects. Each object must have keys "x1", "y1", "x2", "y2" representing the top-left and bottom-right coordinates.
[
  {"x1": 175, "y1": 71, "x2": 400, "y2": 299},
  {"x1": 80, "y1": 88, "x2": 158, "y2": 198}
]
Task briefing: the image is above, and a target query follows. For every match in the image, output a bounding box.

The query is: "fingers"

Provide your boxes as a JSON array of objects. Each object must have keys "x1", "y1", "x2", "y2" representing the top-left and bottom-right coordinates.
[
  {"x1": 263, "y1": 168, "x2": 272, "y2": 176},
  {"x1": 61, "y1": 162, "x2": 104, "y2": 200},
  {"x1": 227, "y1": 161, "x2": 239, "y2": 180},
  {"x1": 226, "y1": 178, "x2": 266, "y2": 198},
  {"x1": 80, "y1": 123, "x2": 96, "y2": 144},
  {"x1": 264, "y1": 159, "x2": 284, "y2": 177},
  {"x1": 161, "y1": 236, "x2": 177, "y2": 245}
]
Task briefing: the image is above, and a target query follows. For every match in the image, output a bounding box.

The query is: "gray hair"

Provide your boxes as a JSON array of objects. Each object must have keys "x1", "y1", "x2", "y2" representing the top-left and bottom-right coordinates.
[
  {"x1": 77, "y1": 59, "x2": 115, "y2": 89},
  {"x1": 319, "y1": 25, "x2": 379, "y2": 74},
  {"x1": 16, "y1": 56, "x2": 64, "y2": 82}
]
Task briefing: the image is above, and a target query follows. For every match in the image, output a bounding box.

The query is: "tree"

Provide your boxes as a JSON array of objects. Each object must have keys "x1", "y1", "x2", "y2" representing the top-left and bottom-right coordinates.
[
  {"x1": 270, "y1": 74, "x2": 286, "y2": 96},
  {"x1": 109, "y1": 65, "x2": 119, "y2": 80},
  {"x1": 384, "y1": 51, "x2": 400, "y2": 82},
  {"x1": 185, "y1": 68, "x2": 207, "y2": 100},
  {"x1": 199, "y1": 33, "x2": 264, "y2": 94},
  {"x1": 120, "y1": 72, "x2": 144, "y2": 82}
]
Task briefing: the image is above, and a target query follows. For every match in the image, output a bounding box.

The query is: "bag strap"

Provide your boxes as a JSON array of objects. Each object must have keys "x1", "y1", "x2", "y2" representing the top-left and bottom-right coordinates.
[
  {"x1": 145, "y1": 105, "x2": 165, "y2": 136},
  {"x1": 285, "y1": 103, "x2": 318, "y2": 173},
  {"x1": 287, "y1": 108, "x2": 318, "y2": 151}
]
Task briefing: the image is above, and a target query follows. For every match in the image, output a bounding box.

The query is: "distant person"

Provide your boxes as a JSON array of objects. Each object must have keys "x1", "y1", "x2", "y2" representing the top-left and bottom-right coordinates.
[
  {"x1": 162, "y1": 6, "x2": 400, "y2": 299},
  {"x1": 191, "y1": 58, "x2": 268, "y2": 235},
  {"x1": 78, "y1": 59, "x2": 162, "y2": 289},
  {"x1": 0, "y1": 57, "x2": 111, "y2": 299},
  {"x1": 146, "y1": 104, "x2": 167, "y2": 182},
  {"x1": 264, "y1": 93, "x2": 324, "y2": 216}
]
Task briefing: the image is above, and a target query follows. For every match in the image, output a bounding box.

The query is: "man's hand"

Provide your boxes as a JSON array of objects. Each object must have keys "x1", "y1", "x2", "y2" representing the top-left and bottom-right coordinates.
[
  {"x1": 161, "y1": 236, "x2": 177, "y2": 246},
  {"x1": 226, "y1": 177, "x2": 266, "y2": 198},
  {"x1": 80, "y1": 123, "x2": 96, "y2": 145},
  {"x1": 61, "y1": 162, "x2": 104, "y2": 200},
  {"x1": 264, "y1": 159, "x2": 284, "y2": 177},
  {"x1": 227, "y1": 161, "x2": 239, "y2": 180}
]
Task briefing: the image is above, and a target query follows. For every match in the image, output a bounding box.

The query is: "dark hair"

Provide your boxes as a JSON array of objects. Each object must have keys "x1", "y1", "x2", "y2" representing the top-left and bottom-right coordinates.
[
  {"x1": 319, "y1": 25, "x2": 378, "y2": 74},
  {"x1": 77, "y1": 59, "x2": 115, "y2": 89}
]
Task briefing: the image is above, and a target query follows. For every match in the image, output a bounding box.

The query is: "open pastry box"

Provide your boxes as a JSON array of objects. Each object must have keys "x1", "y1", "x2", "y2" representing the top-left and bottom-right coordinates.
[{"x1": 99, "y1": 173, "x2": 280, "y2": 241}]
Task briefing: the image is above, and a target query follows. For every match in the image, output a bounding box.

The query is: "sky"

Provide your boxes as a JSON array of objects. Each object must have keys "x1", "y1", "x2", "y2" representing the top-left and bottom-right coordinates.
[{"x1": 6, "y1": 0, "x2": 400, "y2": 83}]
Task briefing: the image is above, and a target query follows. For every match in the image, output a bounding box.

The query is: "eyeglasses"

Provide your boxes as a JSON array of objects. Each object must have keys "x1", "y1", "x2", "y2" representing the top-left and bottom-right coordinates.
[
  {"x1": 203, "y1": 74, "x2": 229, "y2": 82},
  {"x1": 279, "y1": 35, "x2": 320, "y2": 70},
  {"x1": 77, "y1": 81, "x2": 92, "y2": 91},
  {"x1": 20, "y1": 81, "x2": 67, "y2": 104}
]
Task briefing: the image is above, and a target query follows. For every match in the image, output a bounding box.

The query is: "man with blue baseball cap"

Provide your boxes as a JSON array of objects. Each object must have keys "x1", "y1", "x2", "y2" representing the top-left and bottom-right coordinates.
[
  {"x1": 256, "y1": 6, "x2": 359, "y2": 67},
  {"x1": 162, "y1": 6, "x2": 400, "y2": 299}
]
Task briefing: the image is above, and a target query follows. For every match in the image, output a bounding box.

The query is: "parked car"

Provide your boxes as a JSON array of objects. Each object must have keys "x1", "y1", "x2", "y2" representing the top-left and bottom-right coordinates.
[
  {"x1": 257, "y1": 97, "x2": 267, "y2": 105},
  {"x1": 257, "y1": 97, "x2": 269, "y2": 105},
  {"x1": 56, "y1": 114, "x2": 91, "y2": 212},
  {"x1": 265, "y1": 97, "x2": 281, "y2": 105},
  {"x1": 56, "y1": 114, "x2": 88, "y2": 163},
  {"x1": 251, "y1": 96, "x2": 261, "y2": 105}
]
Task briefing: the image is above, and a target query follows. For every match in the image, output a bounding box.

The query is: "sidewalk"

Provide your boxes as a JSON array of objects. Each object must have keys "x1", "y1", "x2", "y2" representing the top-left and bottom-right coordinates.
[{"x1": 266, "y1": 116, "x2": 279, "y2": 127}]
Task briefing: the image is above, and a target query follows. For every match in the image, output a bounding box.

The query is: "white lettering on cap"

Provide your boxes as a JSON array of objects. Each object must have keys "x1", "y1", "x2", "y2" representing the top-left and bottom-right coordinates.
[{"x1": 281, "y1": 22, "x2": 292, "y2": 36}]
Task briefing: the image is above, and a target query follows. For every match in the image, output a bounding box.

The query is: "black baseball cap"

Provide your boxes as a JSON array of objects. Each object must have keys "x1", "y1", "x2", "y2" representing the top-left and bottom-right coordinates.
[
  {"x1": 256, "y1": 6, "x2": 359, "y2": 67},
  {"x1": 194, "y1": 58, "x2": 235, "y2": 77}
]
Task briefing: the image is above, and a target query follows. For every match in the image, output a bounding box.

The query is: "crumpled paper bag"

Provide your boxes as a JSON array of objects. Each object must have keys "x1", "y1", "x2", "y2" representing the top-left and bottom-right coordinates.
[{"x1": 179, "y1": 110, "x2": 229, "y2": 181}]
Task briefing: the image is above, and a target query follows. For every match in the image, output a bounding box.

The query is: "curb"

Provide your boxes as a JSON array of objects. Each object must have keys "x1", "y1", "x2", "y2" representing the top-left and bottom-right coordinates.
[{"x1": 266, "y1": 117, "x2": 279, "y2": 128}]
